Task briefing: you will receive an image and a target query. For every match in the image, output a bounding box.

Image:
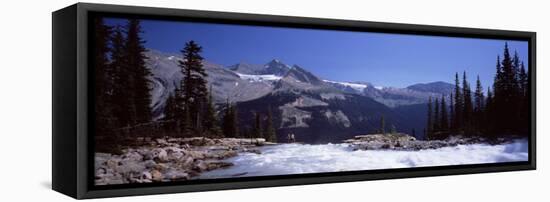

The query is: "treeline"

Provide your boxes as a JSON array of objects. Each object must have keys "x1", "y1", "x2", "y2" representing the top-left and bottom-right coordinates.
[
  {"x1": 426, "y1": 43, "x2": 529, "y2": 140},
  {"x1": 94, "y1": 18, "x2": 277, "y2": 147}
]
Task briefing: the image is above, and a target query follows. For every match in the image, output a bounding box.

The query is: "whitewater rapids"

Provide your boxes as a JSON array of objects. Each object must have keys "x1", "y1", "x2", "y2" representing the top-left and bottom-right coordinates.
[{"x1": 199, "y1": 139, "x2": 528, "y2": 179}]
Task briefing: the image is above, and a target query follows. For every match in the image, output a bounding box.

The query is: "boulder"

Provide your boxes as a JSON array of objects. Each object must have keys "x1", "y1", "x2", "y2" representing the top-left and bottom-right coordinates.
[{"x1": 151, "y1": 170, "x2": 163, "y2": 182}]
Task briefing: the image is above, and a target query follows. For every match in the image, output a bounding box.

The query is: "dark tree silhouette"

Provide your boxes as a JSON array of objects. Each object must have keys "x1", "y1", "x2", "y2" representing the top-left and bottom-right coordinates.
[
  {"x1": 440, "y1": 95, "x2": 449, "y2": 132},
  {"x1": 462, "y1": 71, "x2": 474, "y2": 134},
  {"x1": 178, "y1": 40, "x2": 209, "y2": 133},
  {"x1": 125, "y1": 19, "x2": 152, "y2": 125},
  {"x1": 426, "y1": 97, "x2": 433, "y2": 139},
  {"x1": 380, "y1": 115, "x2": 386, "y2": 135},
  {"x1": 93, "y1": 17, "x2": 116, "y2": 143},
  {"x1": 203, "y1": 85, "x2": 222, "y2": 137},
  {"x1": 264, "y1": 107, "x2": 277, "y2": 142},
  {"x1": 453, "y1": 73, "x2": 463, "y2": 132},
  {"x1": 253, "y1": 112, "x2": 263, "y2": 139}
]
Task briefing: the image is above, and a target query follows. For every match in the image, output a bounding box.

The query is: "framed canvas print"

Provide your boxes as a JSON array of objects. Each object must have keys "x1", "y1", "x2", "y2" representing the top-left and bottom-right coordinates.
[{"x1": 52, "y1": 3, "x2": 536, "y2": 199}]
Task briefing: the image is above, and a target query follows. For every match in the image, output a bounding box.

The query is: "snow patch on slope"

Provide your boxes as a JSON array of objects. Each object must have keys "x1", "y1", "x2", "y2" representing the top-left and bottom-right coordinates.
[
  {"x1": 236, "y1": 72, "x2": 282, "y2": 82},
  {"x1": 323, "y1": 80, "x2": 368, "y2": 92}
]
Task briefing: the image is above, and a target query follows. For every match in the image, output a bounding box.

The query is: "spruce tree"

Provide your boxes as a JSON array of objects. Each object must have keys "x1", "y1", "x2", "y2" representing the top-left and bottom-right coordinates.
[
  {"x1": 222, "y1": 100, "x2": 239, "y2": 138},
  {"x1": 449, "y1": 92, "x2": 454, "y2": 131},
  {"x1": 518, "y1": 62, "x2": 529, "y2": 134},
  {"x1": 163, "y1": 93, "x2": 176, "y2": 120},
  {"x1": 110, "y1": 25, "x2": 133, "y2": 128},
  {"x1": 433, "y1": 98, "x2": 440, "y2": 132},
  {"x1": 253, "y1": 112, "x2": 263, "y2": 139},
  {"x1": 485, "y1": 88, "x2": 494, "y2": 136},
  {"x1": 380, "y1": 115, "x2": 386, "y2": 135},
  {"x1": 474, "y1": 76, "x2": 485, "y2": 112},
  {"x1": 162, "y1": 92, "x2": 178, "y2": 132},
  {"x1": 179, "y1": 40, "x2": 209, "y2": 132},
  {"x1": 474, "y1": 75, "x2": 485, "y2": 133},
  {"x1": 203, "y1": 86, "x2": 222, "y2": 137},
  {"x1": 264, "y1": 107, "x2": 277, "y2": 142},
  {"x1": 440, "y1": 95, "x2": 449, "y2": 133},
  {"x1": 125, "y1": 19, "x2": 152, "y2": 124},
  {"x1": 93, "y1": 17, "x2": 115, "y2": 140},
  {"x1": 462, "y1": 71, "x2": 474, "y2": 134},
  {"x1": 426, "y1": 97, "x2": 433, "y2": 139},
  {"x1": 453, "y1": 73, "x2": 463, "y2": 132},
  {"x1": 519, "y1": 62, "x2": 528, "y2": 97},
  {"x1": 498, "y1": 42, "x2": 520, "y2": 133}
]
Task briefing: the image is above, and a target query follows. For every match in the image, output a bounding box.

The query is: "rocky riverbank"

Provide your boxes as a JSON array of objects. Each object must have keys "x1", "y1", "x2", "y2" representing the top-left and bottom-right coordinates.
[
  {"x1": 343, "y1": 133, "x2": 505, "y2": 151},
  {"x1": 95, "y1": 137, "x2": 271, "y2": 185}
]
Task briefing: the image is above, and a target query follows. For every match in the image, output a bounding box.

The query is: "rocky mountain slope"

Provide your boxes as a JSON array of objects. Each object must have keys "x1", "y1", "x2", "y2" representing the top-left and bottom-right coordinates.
[{"x1": 144, "y1": 49, "x2": 454, "y2": 141}]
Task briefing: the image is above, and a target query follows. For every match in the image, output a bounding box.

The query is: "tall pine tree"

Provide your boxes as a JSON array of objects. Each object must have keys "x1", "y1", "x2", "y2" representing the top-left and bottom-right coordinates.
[
  {"x1": 203, "y1": 85, "x2": 222, "y2": 137},
  {"x1": 253, "y1": 112, "x2": 263, "y2": 139},
  {"x1": 264, "y1": 107, "x2": 277, "y2": 142},
  {"x1": 93, "y1": 17, "x2": 116, "y2": 141},
  {"x1": 179, "y1": 40, "x2": 209, "y2": 133},
  {"x1": 474, "y1": 75, "x2": 485, "y2": 133},
  {"x1": 462, "y1": 71, "x2": 474, "y2": 134},
  {"x1": 380, "y1": 115, "x2": 386, "y2": 135},
  {"x1": 426, "y1": 97, "x2": 433, "y2": 140},
  {"x1": 125, "y1": 19, "x2": 152, "y2": 125},
  {"x1": 453, "y1": 73, "x2": 463, "y2": 132},
  {"x1": 440, "y1": 95, "x2": 449, "y2": 133},
  {"x1": 110, "y1": 25, "x2": 132, "y2": 128},
  {"x1": 433, "y1": 98, "x2": 440, "y2": 132}
]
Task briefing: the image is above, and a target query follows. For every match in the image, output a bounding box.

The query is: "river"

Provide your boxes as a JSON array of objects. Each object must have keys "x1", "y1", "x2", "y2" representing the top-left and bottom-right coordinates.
[{"x1": 199, "y1": 139, "x2": 528, "y2": 179}]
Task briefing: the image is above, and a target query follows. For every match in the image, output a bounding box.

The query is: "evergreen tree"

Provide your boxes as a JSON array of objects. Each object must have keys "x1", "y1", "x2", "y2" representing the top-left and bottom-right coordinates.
[
  {"x1": 518, "y1": 62, "x2": 529, "y2": 134},
  {"x1": 519, "y1": 62, "x2": 528, "y2": 97},
  {"x1": 110, "y1": 25, "x2": 133, "y2": 128},
  {"x1": 474, "y1": 75, "x2": 485, "y2": 133},
  {"x1": 426, "y1": 97, "x2": 433, "y2": 139},
  {"x1": 453, "y1": 73, "x2": 463, "y2": 132},
  {"x1": 462, "y1": 71, "x2": 474, "y2": 134},
  {"x1": 125, "y1": 19, "x2": 152, "y2": 124},
  {"x1": 163, "y1": 93, "x2": 177, "y2": 120},
  {"x1": 449, "y1": 92, "x2": 454, "y2": 131},
  {"x1": 380, "y1": 115, "x2": 386, "y2": 135},
  {"x1": 264, "y1": 107, "x2": 277, "y2": 142},
  {"x1": 433, "y1": 98, "x2": 440, "y2": 132},
  {"x1": 222, "y1": 100, "x2": 239, "y2": 138},
  {"x1": 162, "y1": 92, "x2": 178, "y2": 132},
  {"x1": 474, "y1": 75, "x2": 485, "y2": 112},
  {"x1": 93, "y1": 17, "x2": 115, "y2": 139},
  {"x1": 485, "y1": 88, "x2": 495, "y2": 135},
  {"x1": 440, "y1": 95, "x2": 449, "y2": 132},
  {"x1": 179, "y1": 40, "x2": 209, "y2": 132},
  {"x1": 203, "y1": 86, "x2": 222, "y2": 137},
  {"x1": 497, "y1": 42, "x2": 521, "y2": 133},
  {"x1": 253, "y1": 112, "x2": 263, "y2": 139}
]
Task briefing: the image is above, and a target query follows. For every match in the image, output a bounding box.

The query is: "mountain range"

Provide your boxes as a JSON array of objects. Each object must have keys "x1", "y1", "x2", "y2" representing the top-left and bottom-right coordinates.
[{"x1": 145, "y1": 49, "x2": 454, "y2": 142}]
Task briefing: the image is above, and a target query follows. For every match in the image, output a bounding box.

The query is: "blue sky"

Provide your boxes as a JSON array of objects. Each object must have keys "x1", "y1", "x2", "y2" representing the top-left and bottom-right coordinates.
[{"x1": 105, "y1": 18, "x2": 528, "y2": 89}]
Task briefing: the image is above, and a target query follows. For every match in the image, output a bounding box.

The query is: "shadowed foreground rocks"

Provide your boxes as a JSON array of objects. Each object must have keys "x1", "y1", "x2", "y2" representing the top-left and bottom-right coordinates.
[{"x1": 95, "y1": 137, "x2": 270, "y2": 185}]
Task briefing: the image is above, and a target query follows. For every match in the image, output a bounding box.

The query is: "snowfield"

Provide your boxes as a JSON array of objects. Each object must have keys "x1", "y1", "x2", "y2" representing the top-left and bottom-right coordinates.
[
  {"x1": 200, "y1": 139, "x2": 528, "y2": 179},
  {"x1": 236, "y1": 72, "x2": 282, "y2": 82},
  {"x1": 323, "y1": 80, "x2": 368, "y2": 92}
]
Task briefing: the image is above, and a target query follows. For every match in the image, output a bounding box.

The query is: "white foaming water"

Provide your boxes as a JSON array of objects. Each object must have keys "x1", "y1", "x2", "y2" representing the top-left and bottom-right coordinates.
[{"x1": 200, "y1": 139, "x2": 528, "y2": 179}]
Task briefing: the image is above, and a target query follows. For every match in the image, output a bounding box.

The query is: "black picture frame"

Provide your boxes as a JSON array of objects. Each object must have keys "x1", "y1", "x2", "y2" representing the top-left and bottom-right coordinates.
[{"x1": 52, "y1": 3, "x2": 536, "y2": 199}]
